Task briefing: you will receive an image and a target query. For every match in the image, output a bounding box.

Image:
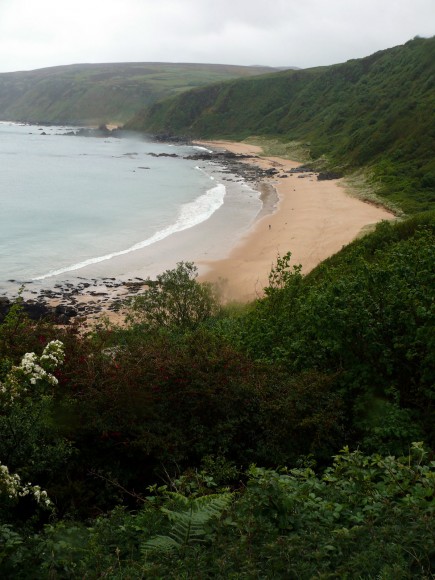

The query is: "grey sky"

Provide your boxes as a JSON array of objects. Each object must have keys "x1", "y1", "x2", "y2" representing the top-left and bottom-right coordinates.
[{"x1": 0, "y1": 0, "x2": 433, "y2": 73}]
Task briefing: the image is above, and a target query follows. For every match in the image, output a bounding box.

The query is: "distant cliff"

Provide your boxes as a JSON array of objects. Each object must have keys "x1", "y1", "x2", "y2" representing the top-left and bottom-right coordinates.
[{"x1": 0, "y1": 62, "x2": 277, "y2": 126}]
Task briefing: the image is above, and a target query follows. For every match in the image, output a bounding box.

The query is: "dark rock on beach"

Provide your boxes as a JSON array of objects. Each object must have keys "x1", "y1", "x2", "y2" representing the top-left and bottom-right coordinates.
[
  {"x1": 184, "y1": 150, "x2": 281, "y2": 184},
  {"x1": 288, "y1": 166, "x2": 315, "y2": 174},
  {"x1": 0, "y1": 297, "x2": 11, "y2": 321},
  {"x1": 19, "y1": 301, "x2": 52, "y2": 322},
  {"x1": 147, "y1": 152, "x2": 179, "y2": 158},
  {"x1": 151, "y1": 134, "x2": 190, "y2": 144},
  {"x1": 54, "y1": 304, "x2": 78, "y2": 319},
  {"x1": 62, "y1": 124, "x2": 120, "y2": 138},
  {"x1": 0, "y1": 295, "x2": 79, "y2": 324}
]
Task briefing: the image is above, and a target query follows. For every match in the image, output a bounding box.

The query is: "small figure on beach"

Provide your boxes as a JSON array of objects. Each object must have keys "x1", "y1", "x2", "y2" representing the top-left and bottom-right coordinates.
[{"x1": 269, "y1": 224, "x2": 271, "y2": 230}]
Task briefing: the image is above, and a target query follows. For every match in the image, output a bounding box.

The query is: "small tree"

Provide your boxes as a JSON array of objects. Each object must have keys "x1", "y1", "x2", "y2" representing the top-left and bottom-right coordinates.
[{"x1": 127, "y1": 262, "x2": 220, "y2": 331}]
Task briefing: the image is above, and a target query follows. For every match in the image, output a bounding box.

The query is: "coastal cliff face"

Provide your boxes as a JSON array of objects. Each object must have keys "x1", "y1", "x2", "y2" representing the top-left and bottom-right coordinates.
[
  {"x1": 0, "y1": 62, "x2": 277, "y2": 126},
  {"x1": 130, "y1": 36, "x2": 435, "y2": 214}
]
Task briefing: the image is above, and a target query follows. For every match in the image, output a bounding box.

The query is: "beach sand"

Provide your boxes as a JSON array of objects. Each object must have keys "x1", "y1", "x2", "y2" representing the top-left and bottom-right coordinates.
[{"x1": 196, "y1": 140, "x2": 396, "y2": 302}]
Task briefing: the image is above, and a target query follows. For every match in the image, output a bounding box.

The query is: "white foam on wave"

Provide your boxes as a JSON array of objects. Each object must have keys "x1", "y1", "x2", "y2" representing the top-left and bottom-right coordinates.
[
  {"x1": 193, "y1": 145, "x2": 213, "y2": 153},
  {"x1": 33, "y1": 183, "x2": 226, "y2": 281},
  {"x1": 195, "y1": 165, "x2": 215, "y2": 180}
]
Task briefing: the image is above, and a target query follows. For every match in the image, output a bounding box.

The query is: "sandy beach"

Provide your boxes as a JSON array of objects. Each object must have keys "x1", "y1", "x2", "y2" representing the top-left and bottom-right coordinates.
[{"x1": 196, "y1": 140, "x2": 396, "y2": 302}]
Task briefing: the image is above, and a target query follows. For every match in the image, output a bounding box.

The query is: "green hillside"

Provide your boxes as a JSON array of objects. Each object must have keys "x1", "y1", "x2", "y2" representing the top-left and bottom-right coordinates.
[
  {"x1": 131, "y1": 37, "x2": 435, "y2": 214},
  {"x1": 0, "y1": 62, "x2": 277, "y2": 126}
]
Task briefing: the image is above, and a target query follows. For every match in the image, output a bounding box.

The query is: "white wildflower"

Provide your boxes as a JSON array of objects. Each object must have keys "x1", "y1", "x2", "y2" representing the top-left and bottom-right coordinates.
[
  {"x1": 0, "y1": 461, "x2": 52, "y2": 507},
  {"x1": 0, "y1": 340, "x2": 64, "y2": 405}
]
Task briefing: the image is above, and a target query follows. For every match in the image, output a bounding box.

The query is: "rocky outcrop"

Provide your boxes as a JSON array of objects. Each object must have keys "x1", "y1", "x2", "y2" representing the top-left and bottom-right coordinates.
[
  {"x1": 184, "y1": 151, "x2": 280, "y2": 183},
  {"x1": 0, "y1": 296, "x2": 77, "y2": 324}
]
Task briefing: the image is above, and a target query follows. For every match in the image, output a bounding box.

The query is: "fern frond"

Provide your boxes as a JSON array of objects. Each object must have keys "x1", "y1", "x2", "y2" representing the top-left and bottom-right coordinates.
[
  {"x1": 164, "y1": 491, "x2": 191, "y2": 508},
  {"x1": 141, "y1": 492, "x2": 233, "y2": 556},
  {"x1": 141, "y1": 534, "x2": 179, "y2": 555},
  {"x1": 192, "y1": 493, "x2": 233, "y2": 516}
]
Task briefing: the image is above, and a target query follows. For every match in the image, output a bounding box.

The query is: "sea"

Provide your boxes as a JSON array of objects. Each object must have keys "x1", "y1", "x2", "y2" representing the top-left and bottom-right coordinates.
[{"x1": 0, "y1": 122, "x2": 262, "y2": 294}]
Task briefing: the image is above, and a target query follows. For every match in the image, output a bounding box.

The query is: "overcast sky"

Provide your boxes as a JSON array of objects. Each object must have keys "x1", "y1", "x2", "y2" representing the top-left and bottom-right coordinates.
[{"x1": 0, "y1": 0, "x2": 433, "y2": 73}]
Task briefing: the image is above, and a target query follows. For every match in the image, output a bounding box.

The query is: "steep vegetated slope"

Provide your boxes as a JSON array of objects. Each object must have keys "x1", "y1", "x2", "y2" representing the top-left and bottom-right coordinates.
[
  {"x1": 132, "y1": 37, "x2": 435, "y2": 213},
  {"x1": 0, "y1": 213, "x2": 434, "y2": 576},
  {"x1": 0, "y1": 62, "x2": 277, "y2": 126}
]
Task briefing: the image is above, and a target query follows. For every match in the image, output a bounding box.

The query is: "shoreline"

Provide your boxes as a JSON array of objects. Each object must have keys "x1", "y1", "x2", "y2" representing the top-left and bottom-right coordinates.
[
  {"x1": 1, "y1": 128, "x2": 263, "y2": 289},
  {"x1": 1, "y1": 138, "x2": 396, "y2": 324},
  {"x1": 195, "y1": 140, "x2": 396, "y2": 303},
  {"x1": 1, "y1": 136, "x2": 271, "y2": 325}
]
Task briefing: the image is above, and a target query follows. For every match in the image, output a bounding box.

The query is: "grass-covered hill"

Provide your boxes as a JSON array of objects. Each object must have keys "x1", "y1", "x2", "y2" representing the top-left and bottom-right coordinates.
[
  {"x1": 0, "y1": 62, "x2": 277, "y2": 126},
  {"x1": 131, "y1": 36, "x2": 435, "y2": 214}
]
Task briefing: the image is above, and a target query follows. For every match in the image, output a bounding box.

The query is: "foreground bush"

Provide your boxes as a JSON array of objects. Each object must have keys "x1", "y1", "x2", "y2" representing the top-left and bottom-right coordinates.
[
  {"x1": 53, "y1": 326, "x2": 346, "y2": 516},
  {"x1": 3, "y1": 443, "x2": 433, "y2": 578},
  {"x1": 230, "y1": 221, "x2": 435, "y2": 455}
]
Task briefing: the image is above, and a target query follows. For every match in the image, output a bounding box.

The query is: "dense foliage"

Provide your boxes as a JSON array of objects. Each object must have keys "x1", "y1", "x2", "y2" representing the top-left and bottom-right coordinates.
[
  {"x1": 226, "y1": 217, "x2": 435, "y2": 455},
  {"x1": 134, "y1": 36, "x2": 435, "y2": 214},
  {"x1": 0, "y1": 215, "x2": 434, "y2": 576}
]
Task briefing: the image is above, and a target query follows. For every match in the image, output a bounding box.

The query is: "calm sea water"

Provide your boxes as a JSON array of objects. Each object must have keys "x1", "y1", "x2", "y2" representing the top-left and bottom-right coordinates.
[{"x1": 0, "y1": 123, "x2": 261, "y2": 289}]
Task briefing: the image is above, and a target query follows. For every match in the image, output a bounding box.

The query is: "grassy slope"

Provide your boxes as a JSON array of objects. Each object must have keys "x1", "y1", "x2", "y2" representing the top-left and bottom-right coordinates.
[
  {"x1": 133, "y1": 37, "x2": 435, "y2": 214},
  {"x1": 0, "y1": 62, "x2": 277, "y2": 126}
]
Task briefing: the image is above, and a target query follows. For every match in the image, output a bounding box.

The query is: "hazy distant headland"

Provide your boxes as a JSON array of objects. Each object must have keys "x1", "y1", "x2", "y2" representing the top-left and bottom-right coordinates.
[{"x1": 0, "y1": 62, "x2": 280, "y2": 127}]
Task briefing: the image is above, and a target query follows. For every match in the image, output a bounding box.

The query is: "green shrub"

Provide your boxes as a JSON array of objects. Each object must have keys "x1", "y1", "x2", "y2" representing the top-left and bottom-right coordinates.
[{"x1": 126, "y1": 262, "x2": 220, "y2": 332}]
